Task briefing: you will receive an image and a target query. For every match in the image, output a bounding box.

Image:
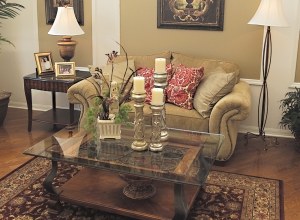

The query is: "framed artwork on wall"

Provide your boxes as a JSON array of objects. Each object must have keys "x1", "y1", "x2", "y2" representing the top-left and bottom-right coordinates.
[
  {"x1": 34, "y1": 52, "x2": 55, "y2": 76},
  {"x1": 45, "y1": 0, "x2": 84, "y2": 25},
  {"x1": 55, "y1": 62, "x2": 76, "y2": 78},
  {"x1": 157, "y1": 0, "x2": 225, "y2": 31}
]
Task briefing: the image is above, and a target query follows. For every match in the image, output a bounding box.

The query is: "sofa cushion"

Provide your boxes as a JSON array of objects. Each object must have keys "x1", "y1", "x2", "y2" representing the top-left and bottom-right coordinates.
[
  {"x1": 88, "y1": 60, "x2": 136, "y2": 99},
  {"x1": 137, "y1": 63, "x2": 174, "y2": 104},
  {"x1": 171, "y1": 52, "x2": 240, "y2": 83},
  {"x1": 193, "y1": 67, "x2": 237, "y2": 118},
  {"x1": 166, "y1": 64, "x2": 204, "y2": 110},
  {"x1": 114, "y1": 51, "x2": 172, "y2": 70},
  {"x1": 126, "y1": 101, "x2": 209, "y2": 131}
]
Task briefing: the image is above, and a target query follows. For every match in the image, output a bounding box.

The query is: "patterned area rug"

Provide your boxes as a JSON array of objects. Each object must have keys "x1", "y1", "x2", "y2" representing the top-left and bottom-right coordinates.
[{"x1": 0, "y1": 157, "x2": 283, "y2": 220}]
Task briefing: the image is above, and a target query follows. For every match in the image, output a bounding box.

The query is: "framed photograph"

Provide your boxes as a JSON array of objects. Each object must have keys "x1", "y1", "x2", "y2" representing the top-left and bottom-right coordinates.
[
  {"x1": 157, "y1": 0, "x2": 225, "y2": 31},
  {"x1": 34, "y1": 52, "x2": 55, "y2": 75},
  {"x1": 45, "y1": 0, "x2": 84, "y2": 25},
  {"x1": 55, "y1": 62, "x2": 76, "y2": 78}
]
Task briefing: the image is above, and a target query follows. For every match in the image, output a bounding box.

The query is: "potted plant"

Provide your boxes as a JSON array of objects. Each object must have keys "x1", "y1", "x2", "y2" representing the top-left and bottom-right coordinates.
[
  {"x1": 0, "y1": 90, "x2": 11, "y2": 126},
  {"x1": 279, "y1": 87, "x2": 300, "y2": 151},
  {"x1": 0, "y1": 1, "x2": 24, "y2": 127},
  {"x1": 84, "y1": 44, "x2": 138, "y2": 140}
]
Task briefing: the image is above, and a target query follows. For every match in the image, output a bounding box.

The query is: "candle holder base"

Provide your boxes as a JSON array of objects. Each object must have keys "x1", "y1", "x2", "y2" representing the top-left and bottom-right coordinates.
[
  {"x1": 149, "y1": 143, "x2": 163, "y2": 152},
  {"x1": 131, "y1": 141, "x2": 148, "y2": 151},
  {"x1": 161, "y1": 130, "x2": 169, "y2": 141}
]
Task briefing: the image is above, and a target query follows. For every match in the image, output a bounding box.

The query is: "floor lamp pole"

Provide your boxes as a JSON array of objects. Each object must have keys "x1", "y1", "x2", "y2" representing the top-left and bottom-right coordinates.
[
  {"x1": 245, "y1": 26, "x2": 278, "y2": 149},
  {"x1": 259, "y1": 26, "x2": 271, "y2": 136}
]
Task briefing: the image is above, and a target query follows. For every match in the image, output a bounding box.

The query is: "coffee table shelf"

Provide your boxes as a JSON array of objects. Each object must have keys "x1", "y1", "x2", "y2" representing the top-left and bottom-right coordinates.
[{"x1": 59, "y1": 168, "x2": 200, "y2": 220}]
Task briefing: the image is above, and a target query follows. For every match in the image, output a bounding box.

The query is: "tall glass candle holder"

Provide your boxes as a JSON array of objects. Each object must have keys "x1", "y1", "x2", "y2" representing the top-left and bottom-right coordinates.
[
  {"x1": 131, "y1": 91, "x2": 148, "y2": 151},
  {"x1": 149, "y1": 103, "x2": 164, "y2": 152},
  {"x1": 154, "y1": 71, "x2": 168, "y2": 141}
]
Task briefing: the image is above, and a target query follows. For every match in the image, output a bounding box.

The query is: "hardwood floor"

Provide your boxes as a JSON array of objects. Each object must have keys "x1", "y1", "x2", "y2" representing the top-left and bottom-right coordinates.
[{"x1": 1, "y1": 107, "x2": 300, "y2": 219}]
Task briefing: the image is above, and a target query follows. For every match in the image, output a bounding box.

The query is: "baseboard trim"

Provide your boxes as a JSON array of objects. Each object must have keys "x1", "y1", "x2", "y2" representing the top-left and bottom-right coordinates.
[
  {"x1": 8, "y1": 101, "x2": 80, "y2": 112},
  {"x1": 238, "y1": 125, "x2": 294, "y2": 138}
]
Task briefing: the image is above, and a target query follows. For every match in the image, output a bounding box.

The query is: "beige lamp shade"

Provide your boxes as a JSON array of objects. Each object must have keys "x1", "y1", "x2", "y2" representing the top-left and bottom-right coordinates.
[
  {"x1": 48, "y1": 7, "x2": 84, "y2": 61},
  {"x1": 48, "y1": 7, "x2": 84, "y2": 36},
  {"x1": 248, "y1": 0, "x2": 289, "y2": 27}
]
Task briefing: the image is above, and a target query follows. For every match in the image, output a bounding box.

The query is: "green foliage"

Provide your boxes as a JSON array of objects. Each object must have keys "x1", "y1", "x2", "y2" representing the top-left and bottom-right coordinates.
[
  {"x1": 279, "y1": 87, "x2": 300, "y2": 137},
  {"x1": 114, "y1": 104, "x2": 132, "y2": 125},
  {"x1": 84, "y1": 96, "x2": 132, "y2": 140},
  {"x1": 0, "y1": 0, "x2": 24, "y2": 49}
]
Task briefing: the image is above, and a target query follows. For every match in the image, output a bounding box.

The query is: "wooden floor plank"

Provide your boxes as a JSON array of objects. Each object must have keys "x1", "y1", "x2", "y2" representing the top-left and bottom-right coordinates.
[{"x1": 1, "y1": 107, "x2": 300, "y2": 219}]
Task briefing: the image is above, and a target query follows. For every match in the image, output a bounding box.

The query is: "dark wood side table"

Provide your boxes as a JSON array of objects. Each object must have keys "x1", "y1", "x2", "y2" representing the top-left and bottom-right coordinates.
[{"x1": 23, "y1": 71, "x2": 91, "y2": 132}]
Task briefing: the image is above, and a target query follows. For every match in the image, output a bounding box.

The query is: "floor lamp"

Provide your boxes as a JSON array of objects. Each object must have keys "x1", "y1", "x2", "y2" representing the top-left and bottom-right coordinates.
[{"x1": 245, "y1": 0, "x2": 289, "y2": 148}]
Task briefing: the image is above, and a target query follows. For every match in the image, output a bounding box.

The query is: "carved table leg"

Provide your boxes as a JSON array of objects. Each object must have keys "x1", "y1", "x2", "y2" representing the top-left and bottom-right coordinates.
[
  {"x1": 43, "y1": 160, "x2": 63, "y2": 214},
  {"x1": 173, "y1": 183, "x2": 188, "y2": 220}
]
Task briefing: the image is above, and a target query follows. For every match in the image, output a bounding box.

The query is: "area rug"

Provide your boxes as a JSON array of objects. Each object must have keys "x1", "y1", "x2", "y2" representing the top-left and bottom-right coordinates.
[{"x1": 0, "y1": 157, "x2": 284, "y2": 220}]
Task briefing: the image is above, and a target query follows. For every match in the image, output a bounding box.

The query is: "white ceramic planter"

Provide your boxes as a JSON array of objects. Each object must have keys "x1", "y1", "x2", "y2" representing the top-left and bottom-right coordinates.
[{"x1": 98, "y1": 119, "x2": 121, "y2": 139}]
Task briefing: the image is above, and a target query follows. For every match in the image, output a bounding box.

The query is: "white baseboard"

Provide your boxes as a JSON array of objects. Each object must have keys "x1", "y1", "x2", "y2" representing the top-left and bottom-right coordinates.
[
  {"x1": 238, "y1": 125, "x2": 294, "y2": 138},
  {"x1": 9, "y1": 101, "x2": 81, "y2": 111}
]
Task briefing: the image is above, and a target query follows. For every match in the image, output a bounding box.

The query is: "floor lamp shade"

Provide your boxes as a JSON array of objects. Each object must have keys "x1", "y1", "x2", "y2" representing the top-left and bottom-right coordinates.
[
  {"x1": 248, "y1": 0, "x2": 288, "y2": 27},
  {"x1": 48, "y1": 7, "x2": 84, "y2": 61}
]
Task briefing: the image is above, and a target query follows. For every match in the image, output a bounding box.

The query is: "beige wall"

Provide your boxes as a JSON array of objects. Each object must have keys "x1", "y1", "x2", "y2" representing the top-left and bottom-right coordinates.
[
  {"x1": 37, "y1": 0, "x2": 92, "y2": 67},
  {"x1": 120, "y1": 0, "x2": 263, "y2": 79}
]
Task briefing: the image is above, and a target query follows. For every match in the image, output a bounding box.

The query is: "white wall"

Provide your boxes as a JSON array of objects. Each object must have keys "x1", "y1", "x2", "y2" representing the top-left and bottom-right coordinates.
[
  {"x1": 0, "y1": 1, "x2": 39, "y2": 109},
  {"x1": 1, "y1": 0, "x2": 299, "y2": 138}
]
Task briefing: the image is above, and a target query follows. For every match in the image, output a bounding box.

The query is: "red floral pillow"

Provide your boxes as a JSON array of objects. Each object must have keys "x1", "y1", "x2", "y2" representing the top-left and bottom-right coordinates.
[
  {"x1": 166, "y1": 64, "x2": 204, "y2": 110},
  {"x1": 137, "y1": 63, "x2": 174, "y2": 104}
]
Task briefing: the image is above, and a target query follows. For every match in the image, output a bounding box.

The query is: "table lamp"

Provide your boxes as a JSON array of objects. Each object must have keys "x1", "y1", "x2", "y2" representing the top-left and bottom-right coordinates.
[
  {"x1": 48, "y1": 6, "x2": 84, "y2": 62},
  {"x1": 245, "y1": 0, "x2": 288, "y2": 147}
]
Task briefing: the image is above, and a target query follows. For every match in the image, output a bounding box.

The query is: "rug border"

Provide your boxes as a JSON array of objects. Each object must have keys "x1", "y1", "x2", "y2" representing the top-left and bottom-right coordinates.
[
  {"x1": 0, "y1": 156, "x2": 36, "y2": 181},
  {"x1": 212, "y1": 169, "x2": 285, "y2": 220}
]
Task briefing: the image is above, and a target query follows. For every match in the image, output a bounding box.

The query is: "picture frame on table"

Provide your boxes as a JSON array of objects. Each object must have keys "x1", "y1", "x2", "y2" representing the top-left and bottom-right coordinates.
[
  {"x1": 157, "y1": 0, "x2": 225, "y2": 31},
  {"x1": 55, "y1": 62, "x2": 76, "y2": 78},
  {"x1": 45, "y1": 0, "x2": 84, "y2": 25},
  {"x1": 34, "y1": 52, "x2": 55, "y2": 76}
]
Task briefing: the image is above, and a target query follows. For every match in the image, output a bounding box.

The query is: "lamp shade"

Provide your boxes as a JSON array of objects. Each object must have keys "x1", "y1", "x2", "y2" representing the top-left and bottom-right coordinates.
[
  {"x1": 248, "y1": 0, "x2": 289, "y2": 27},
  {"x1": 48, "y1": 7, "x2": 84, "y2": 36}
]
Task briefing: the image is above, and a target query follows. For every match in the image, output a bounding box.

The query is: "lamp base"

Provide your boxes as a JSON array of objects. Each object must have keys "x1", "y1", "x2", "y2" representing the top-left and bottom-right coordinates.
[
  {"x1": 244, "y1": 132, "x2": 279, "y2": 150},
  {"x1": 57, "y1": 36, "x2": 77, "y2": 62}
]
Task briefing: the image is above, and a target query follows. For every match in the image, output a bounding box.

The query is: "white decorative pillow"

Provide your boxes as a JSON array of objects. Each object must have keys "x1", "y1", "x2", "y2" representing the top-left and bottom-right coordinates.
[
  {"x1": 88, "y1": 60, "x2": 136, "y2": 99},
  {"x1": 193, "y1": 67, "x2": 237, "y2": 118}
]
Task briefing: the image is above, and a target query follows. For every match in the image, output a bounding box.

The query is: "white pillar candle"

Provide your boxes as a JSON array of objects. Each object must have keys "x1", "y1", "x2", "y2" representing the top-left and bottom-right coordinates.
[
  {"x1": 151, "y1": 88, "x2": 164, "y2": 105},
  {"x1": 155, "y1": 58, "x2": 166, "y2": 73},
  {"x1": 133, "y1": 76, "x2": 145, "y2": 93}
]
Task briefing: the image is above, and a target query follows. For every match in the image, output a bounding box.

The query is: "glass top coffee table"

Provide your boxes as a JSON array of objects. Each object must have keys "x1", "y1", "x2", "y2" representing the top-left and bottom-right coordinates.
[{"x1": 23, "y1": 125, "x2": 224, "y2": 220}]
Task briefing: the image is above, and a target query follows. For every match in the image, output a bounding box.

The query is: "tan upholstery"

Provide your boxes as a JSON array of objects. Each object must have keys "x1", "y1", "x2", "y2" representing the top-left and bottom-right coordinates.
[{"x1": 67, "y1": 51, "x2": 251, "y2": 162}]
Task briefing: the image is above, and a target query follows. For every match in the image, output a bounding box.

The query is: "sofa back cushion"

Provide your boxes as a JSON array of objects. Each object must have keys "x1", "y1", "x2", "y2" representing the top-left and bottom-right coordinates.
[
  {"x1": 114, "y1": 51, "x2": 172, "y2": 69},
  {"x1": 171, "y1": 52, "x2": 240, "y2": 83}
]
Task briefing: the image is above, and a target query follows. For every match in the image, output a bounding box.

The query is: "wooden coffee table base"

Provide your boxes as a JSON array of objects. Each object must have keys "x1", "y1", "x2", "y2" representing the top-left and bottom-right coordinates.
[{"x1": 57, "y1": 168, "x2": 200, "y2": 220}]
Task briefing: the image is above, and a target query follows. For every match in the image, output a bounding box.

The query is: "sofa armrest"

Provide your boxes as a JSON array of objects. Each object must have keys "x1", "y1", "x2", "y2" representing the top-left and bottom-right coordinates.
[
  {"x1": 209, "y1": 80, "x2": 251, "y2": 133},
  {"x1": 67, "y1": 77, "x2": 101, "y2": 127},
  {"x1": 208, "y1": 80, "x2": 251, "y2": 161}
]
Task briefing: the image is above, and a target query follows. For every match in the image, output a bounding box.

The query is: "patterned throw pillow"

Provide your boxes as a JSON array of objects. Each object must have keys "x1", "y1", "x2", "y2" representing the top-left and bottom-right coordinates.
[
  {"x1": 166, "y1": 64, "x2": 204, "y2": 110},
  {"x1": 137, "y1": 63, "x2": 174, "y2": 104}
]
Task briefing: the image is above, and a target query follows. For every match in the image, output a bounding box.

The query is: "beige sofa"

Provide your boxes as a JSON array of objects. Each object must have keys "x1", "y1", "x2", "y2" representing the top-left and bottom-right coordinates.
[{"x1": 67, "y1": 51, "x2": 251, "y2": 163}]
